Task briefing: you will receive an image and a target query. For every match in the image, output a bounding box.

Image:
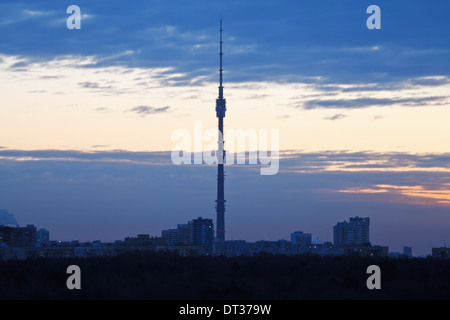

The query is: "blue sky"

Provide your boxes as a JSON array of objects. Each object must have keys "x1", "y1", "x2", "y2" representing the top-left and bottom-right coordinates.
[
  {"x1": 1, "y1": 0, "x2": 450, "y2": 256},
  {"x1": 1, "y1": 0, "x2": 449, "y2": 83}
]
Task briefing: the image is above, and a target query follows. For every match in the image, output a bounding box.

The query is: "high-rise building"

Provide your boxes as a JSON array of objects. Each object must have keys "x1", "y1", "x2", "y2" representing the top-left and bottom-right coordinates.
[
  {"x1": 215, "y1": 20, "x2": 227, "y2": 255},
  {"x1": 333, "y1": 216, "x2": 370, "y2": 246},
  {"x1": 189, "y1": 217, "x2": 214, "y2": 255},
  {"x1": 162, "y1": 218, "x2": 214, "y2": 255},
  {"x1": 176, "y1": 223, "x2": 190, "y2": 244}
]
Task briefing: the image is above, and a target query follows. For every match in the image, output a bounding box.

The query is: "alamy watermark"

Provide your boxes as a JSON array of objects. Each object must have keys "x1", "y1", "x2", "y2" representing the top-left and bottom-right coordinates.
[
  {"x1": 66, "y1": 5, "x2": 81, "y2": 30},
  {"x1": 171, "y1": 121, "x2": 279, "y2": 175},
  {"x1": 66, "y1": 265, "x2": 81, "y2": 290}
]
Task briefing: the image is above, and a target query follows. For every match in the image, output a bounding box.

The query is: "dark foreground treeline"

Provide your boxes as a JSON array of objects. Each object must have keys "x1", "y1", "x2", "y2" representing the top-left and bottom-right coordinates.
[{"x1": 0, "y1": 252, "x2": 449, "y2": 300}]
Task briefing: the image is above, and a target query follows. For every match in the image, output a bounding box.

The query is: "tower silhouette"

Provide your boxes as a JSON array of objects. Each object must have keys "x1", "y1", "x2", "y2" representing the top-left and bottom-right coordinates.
[{"x1": 215, "y1": 19, "x2": 226, "y2": 255}]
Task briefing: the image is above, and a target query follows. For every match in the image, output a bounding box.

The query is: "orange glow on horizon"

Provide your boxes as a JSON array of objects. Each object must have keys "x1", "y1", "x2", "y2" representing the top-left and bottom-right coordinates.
[{"x1": 337, "y1": 183, "x2": 450, "y2": 206}]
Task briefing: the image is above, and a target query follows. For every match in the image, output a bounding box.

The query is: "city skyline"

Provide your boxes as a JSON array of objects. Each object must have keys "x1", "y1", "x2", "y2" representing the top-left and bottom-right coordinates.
[
  {"x1": 1, "y1": 1, "x2": 450, "y2": 258},
  {"x1": 0, "y1": 210, "x2": 444, "y2": 258},
  {"x1": 2, "y1": 149, "x2": 450, "y2": 256}
]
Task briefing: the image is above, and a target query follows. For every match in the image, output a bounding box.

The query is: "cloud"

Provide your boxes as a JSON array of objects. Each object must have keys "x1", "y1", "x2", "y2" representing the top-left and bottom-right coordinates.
[
  {"x1": 324, "y1": 113, "x2": 346, "y2": 121},
  {"x1": 372, "y1": 115, "x2": 384, "y2": 121},
  {"x1": 278, "y1": 150, "x2": 450, "y2": 175},
  {"x1": 409, "y1": 76, "x2": 450, "y2": 86},
  {"x1": 338, "y1": 184, "x2": 450, "y2": 206},
  {"x1": 78, "y1": 81, "x2": 113, "y2": 90},
  {"x1": 8, "y1": 60, "x2": 30, "y2": 70},
  {"x1": 0, "y1": 149, "x2": 172, "y2": 167},
  {"x1": 246, "y1": 94, "x2": 270, "y2": 100},
  {"x1": 40, "y1": 75, "x2": 63, "y2": 80},
  {"x1": 0, "y1": 0, "x2": 448, "y2": 85},
  {"x1": 5, "y1": 149, "x2": 450, "y2": 177},
  {"x1": 302, "y1": 96, "x2": 447, "y2": 110},
  {"x1": 127, "y1": 105, "x2": 171, "y2": 116},
  {"x1": 94, "y1": 107, "x2": 110, "y2": 113},
  {"x1": 22, "y1": 9, "x2": 53, "y2": 17}
]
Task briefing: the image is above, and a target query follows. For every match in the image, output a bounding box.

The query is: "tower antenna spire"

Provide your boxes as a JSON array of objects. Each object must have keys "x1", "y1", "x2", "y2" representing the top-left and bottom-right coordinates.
[{"x1": 219, "y1": 19, "x2": 223, "y2": 96}]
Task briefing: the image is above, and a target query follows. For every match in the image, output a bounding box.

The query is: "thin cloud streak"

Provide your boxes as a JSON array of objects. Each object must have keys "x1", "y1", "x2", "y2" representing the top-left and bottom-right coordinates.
[
  {"x1": 338, "y1": 184, "x2": 450, "y2": 206},
  {"x1": 302, "y1": 96, "x2": 447, "y2": 110},
  {"x1": 127, "y1": 106, "x2": 171, "y2": 116},
  {"x1": 278, "y1": 150, "x2": 450, "y2": 174},
  {"x1": 324, "y1": 113, "x2": 347, "y2": 121},
  {"x1": 3, "y1": 149, "x2": 450, "y2": 174}
]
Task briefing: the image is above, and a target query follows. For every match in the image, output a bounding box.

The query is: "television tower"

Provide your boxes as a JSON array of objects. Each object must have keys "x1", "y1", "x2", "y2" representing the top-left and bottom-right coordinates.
[{"x1": 215, "y1": 19, "x2": 226, "y2": 255}]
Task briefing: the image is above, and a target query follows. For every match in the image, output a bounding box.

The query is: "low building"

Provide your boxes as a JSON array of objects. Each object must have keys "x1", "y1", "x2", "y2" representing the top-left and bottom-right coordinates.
[
  {"x1": 0, "y1": 225, "x2": 37, "y2": 247},
  {"x1": 432, "y1": 247, "x2": 450, "y2": 258}
]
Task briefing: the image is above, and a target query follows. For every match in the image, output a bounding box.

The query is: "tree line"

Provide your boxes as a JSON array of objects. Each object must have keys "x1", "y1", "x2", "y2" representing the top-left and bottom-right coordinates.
[{"x1": 0, "y1": 251, "x2": 449, "y2": 299}]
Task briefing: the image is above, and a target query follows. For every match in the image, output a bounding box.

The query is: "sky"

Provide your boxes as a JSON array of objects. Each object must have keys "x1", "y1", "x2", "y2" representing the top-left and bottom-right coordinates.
[{"x1": 1, "y1": 0, "x2": 450, "y2": 256}]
